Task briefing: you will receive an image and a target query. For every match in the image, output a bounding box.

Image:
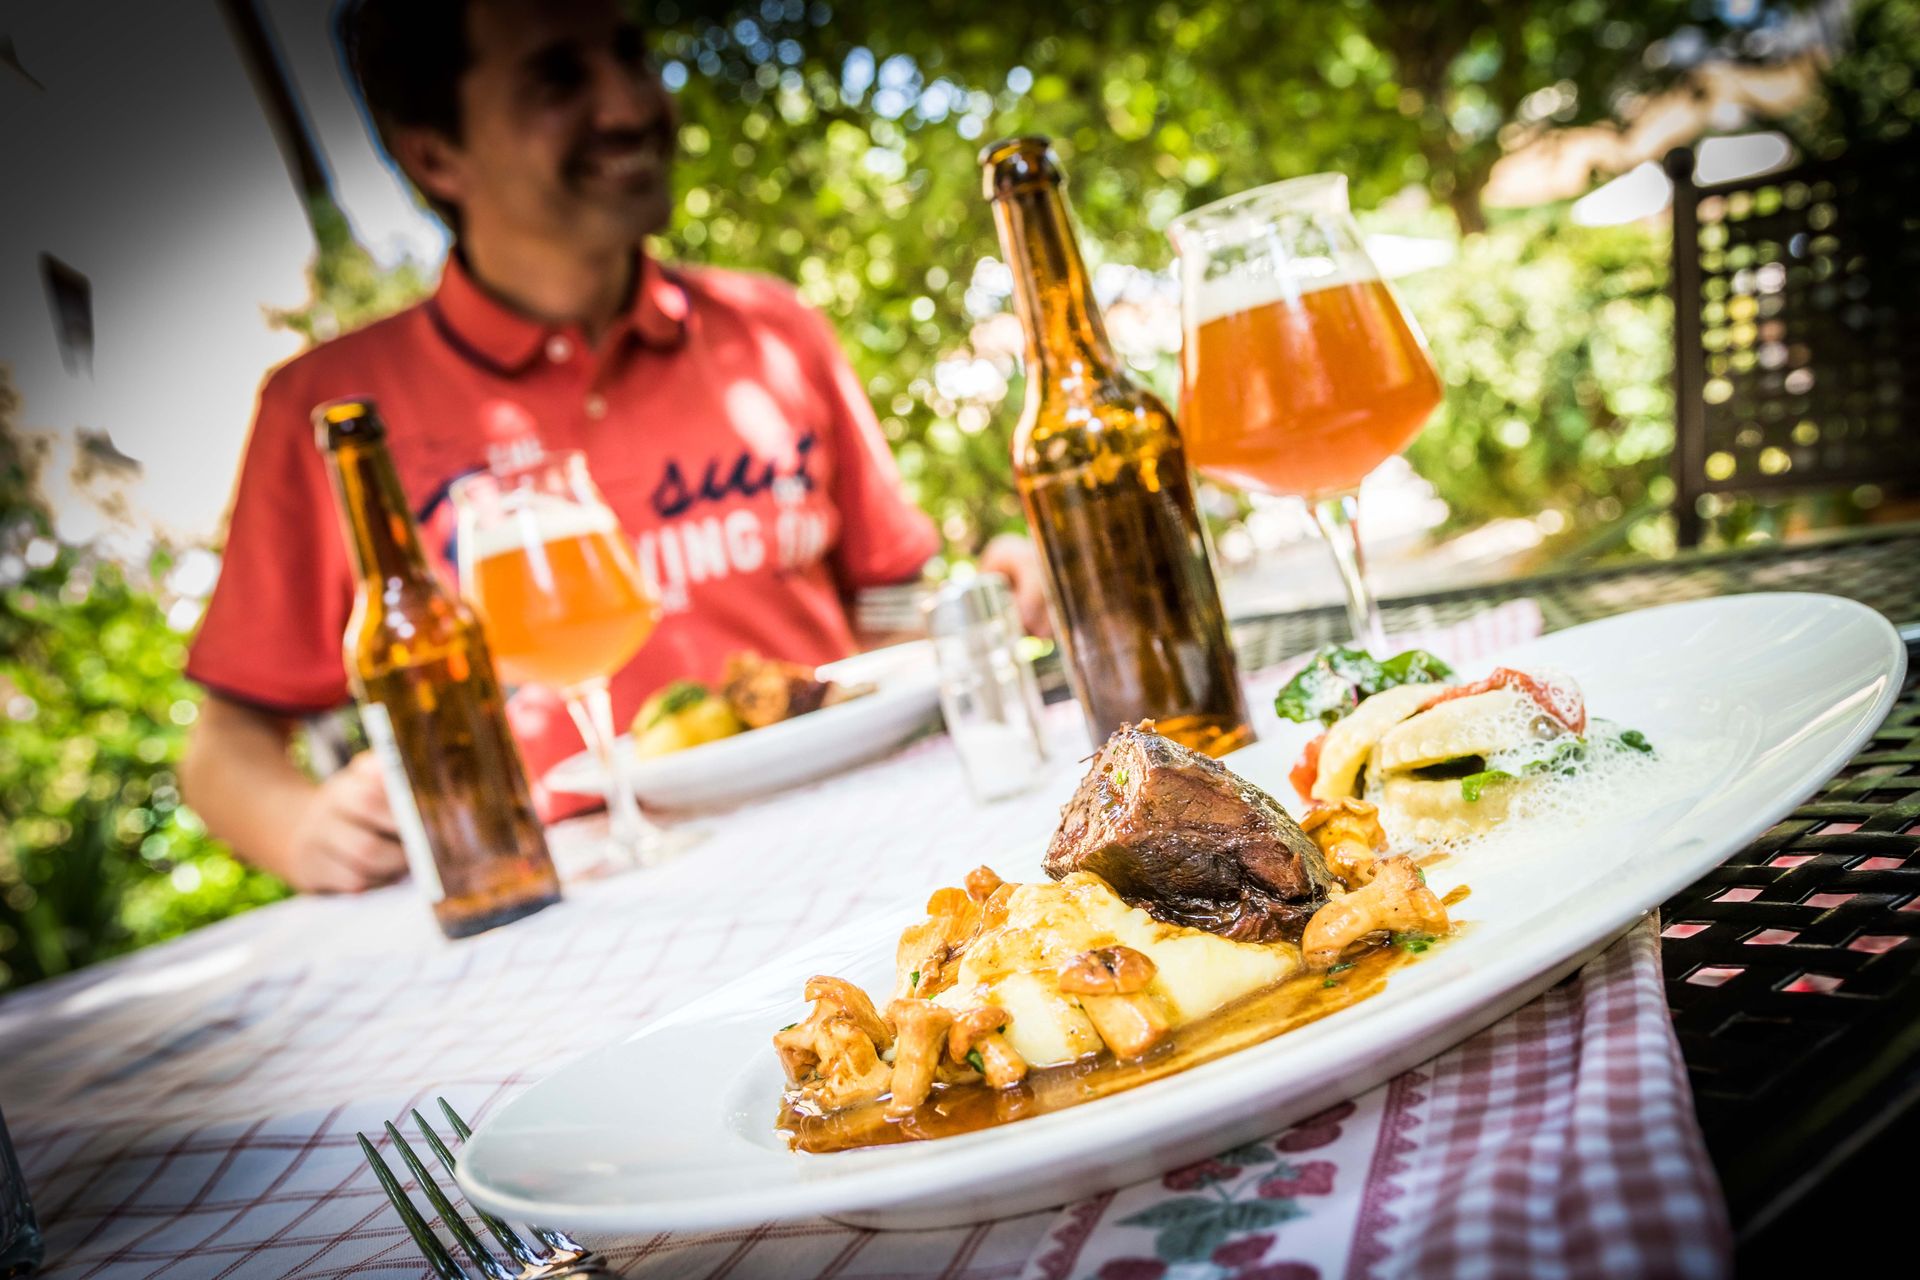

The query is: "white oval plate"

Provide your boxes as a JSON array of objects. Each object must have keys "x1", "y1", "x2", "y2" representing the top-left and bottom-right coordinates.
[
  {"x1": 542, "y1": 642, "x2": 942, "y2": 811},
  {"x1": 461, "y1": 595, "x2": 1905, "y2": 1232}
]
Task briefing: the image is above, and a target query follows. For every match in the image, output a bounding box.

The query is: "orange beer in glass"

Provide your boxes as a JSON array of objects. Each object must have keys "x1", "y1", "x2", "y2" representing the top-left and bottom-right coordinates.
[
  {"x1": 467, "y1": 503, "x2": 658, "y2": 691},
  {"x1": 453, "y1": 451, "x2": 664, "y2": 868},
  {"x1": 1169, "y1": 174, "x2": 1442, "y2": 649}
]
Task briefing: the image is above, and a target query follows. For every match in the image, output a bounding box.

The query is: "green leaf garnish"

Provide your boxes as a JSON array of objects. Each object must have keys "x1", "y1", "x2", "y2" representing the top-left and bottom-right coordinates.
[
  {"x1": 965, "y1": 1048, "x2": 986, "y2": 1073},
  {"x1": 1619, "y1": 728, "x2": 1654, "y2": 754},
  {"x1": 1110, "y1": 767, "x2": 1129, "y2": 789},
  {"x1": 909, "y1": 970, "x2": 920, "y2": 988},
  {"x1": 1459, "y1": 769, "x2": 1515, "y2": 801},
  {"x1": 780, "y1": 1022, "x2": 796, "y2": 1032},
  {"x1": 1274, "y1": 645, "x2": 1454, "y2": 726},
  {"x1": 1328, "y1": 961, "x2": 1356, "y2": 974},
  {"x1": 1393, "y1": 931, "x2": 1435, "y2": 954},
  {"x1": 647, "y1": 680, "x2": 709, "y2": 728},
  {"x1": 1323, "y1": 977, "x2": 1339, "y2": 988},
  {"x1": 1379, "y1": 649, "x2": 1455, "y2": 687}
]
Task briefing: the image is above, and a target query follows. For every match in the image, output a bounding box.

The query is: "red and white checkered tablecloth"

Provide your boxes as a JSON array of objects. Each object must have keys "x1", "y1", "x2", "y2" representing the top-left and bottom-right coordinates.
[{"x1": 0, "y1": 601, "x2": 1730, "y2": 1279}]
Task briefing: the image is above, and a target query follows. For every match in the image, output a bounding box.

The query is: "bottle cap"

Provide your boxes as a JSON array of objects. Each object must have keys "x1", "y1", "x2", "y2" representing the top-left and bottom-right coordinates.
[
  {"x1": 921, "y1": 571, "x2": 1018, "y2": 638},
  {"x1": 312, "y1": 397, "x2": 386, "y2": 450}
]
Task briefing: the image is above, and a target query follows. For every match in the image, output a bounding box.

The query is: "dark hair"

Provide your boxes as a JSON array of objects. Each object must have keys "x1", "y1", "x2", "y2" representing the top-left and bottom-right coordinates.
[{"x1": 335, "y1": 0, "x2": 472, "y2": 229}]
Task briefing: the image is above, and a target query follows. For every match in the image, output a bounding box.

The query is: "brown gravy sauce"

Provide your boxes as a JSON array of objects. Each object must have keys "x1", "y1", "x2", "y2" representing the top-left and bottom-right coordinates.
[{"x1": 779, "y1": 904, "x2": 1466, "y2": 1153}]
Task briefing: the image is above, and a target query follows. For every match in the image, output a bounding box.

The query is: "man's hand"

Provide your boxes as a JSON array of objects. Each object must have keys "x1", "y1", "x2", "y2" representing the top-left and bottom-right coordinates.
[
  {"x1": 980, "y1": 533, "x2": 1054, "y2": 639},
  {"x1": 283, "y1": 751, "x2": 410, "y2": 893},
  {"x1": 182, "y1": 695, "x2": 410, "y2": 896}
]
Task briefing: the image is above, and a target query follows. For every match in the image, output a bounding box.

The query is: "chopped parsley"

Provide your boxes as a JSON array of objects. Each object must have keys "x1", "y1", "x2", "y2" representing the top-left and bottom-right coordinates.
[
  {"x1": 1393, "y1": 931, "x2": 1436, "y2": 954},
  {"x1": 1459, "y1": 769, "x2": 1515, "y2": 802},
  {"x1": 1322, "y1": 977, "x2": 1339, "y2": 989},
  {"x1": 646, "y1": 680, "x2": 709, "y2": 728},
  {"x1": 1274, "y1": 646, "x2": 1454, "y2": 727},
  {"x1": 1328, "y1": 961, "x2": 1356, "y2": 975},
  {"x1": 909, "y1": 970, "x2": 920, "y2": 989},
  {"x1": 1458, "y1": 726, "x2": 1651, "y2": 800},
  {"x1": 965, "y1": 1048, "x2": 986, "y2": 1074},
  {"x1": 1110, "y1": 767, "x2": 1129, "y2": 789}
]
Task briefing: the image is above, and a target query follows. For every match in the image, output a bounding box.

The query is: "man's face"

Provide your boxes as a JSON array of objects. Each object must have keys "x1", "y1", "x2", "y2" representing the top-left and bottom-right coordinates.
[{"x1": 436, "y1": 0, "x2": 676, "y2": 251}]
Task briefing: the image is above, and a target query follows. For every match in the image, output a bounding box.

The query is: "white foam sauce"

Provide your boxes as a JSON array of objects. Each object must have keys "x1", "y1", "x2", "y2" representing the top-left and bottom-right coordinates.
[{"x1": 1356, "y1": 666, "x2": 1714, "y2": 865}]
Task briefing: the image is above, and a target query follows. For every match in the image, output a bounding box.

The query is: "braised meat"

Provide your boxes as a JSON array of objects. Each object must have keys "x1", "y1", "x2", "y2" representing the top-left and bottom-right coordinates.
[{"x1": 1045, "y1": 723, "x2": 1335, "y2": 941}]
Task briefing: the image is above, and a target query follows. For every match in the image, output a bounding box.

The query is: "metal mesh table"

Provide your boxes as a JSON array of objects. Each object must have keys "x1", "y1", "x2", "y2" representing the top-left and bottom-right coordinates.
[{"x1": 1060, "y1": 524, "x2": 1920, "y2": 1250}]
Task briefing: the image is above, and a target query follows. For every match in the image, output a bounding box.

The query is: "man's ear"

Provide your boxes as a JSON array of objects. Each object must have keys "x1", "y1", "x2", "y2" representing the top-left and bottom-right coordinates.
[{"x1": 389, "y1": 125, "x2": 466, "y2": 209}]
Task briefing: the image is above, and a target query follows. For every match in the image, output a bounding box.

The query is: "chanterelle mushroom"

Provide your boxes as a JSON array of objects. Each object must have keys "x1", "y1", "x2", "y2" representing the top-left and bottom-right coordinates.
[
  {"x1": 1058, "y1": 946, "x2": 1171, "y2": 1059},
  {"x1": 884, "y1": 998, "x2": 953, "y2": 1116},
  {"x1": 1300, "y1": 856, "x2": 1448, "y2": 971},
  {"x1": 774, "y1": 975, "x2": 895, "y2": 1110},
  {"x1": 1302, "y1": 798, "x2": 1388, "y2": 889},
  {"x1": 947, "y1": 1005, "x2": 1028, "y2": 1088},
  {"x1": 894, "y1": 886, "x2": 981, "y2": 1002},
  {"x1": 964, "y1": 865, "x2": 1004, "y2": 902}
]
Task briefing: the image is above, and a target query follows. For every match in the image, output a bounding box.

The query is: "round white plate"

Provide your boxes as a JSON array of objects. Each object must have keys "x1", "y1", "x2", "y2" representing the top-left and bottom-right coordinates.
[
  {"x1": 461, "y1": 594, "x2": 1905, "y2": 1232},
  {"x1": 542, "y1": 642, "x2": 942, "y2": 811}
]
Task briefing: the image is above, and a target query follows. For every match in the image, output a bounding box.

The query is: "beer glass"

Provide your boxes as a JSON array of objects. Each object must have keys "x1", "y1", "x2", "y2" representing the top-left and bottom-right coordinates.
[
  {"x1": 452, "y1": 451, "x2": 663, "y2": 866},
  {"x1": 1169, "y1": 174, "x2": 1442, "y2": 650}
]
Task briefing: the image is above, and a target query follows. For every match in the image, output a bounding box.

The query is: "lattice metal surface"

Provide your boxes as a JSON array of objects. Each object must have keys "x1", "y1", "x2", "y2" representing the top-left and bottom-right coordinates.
[{"x1": 1672, "y1": 150, "x2": 1920, "y2": 505}]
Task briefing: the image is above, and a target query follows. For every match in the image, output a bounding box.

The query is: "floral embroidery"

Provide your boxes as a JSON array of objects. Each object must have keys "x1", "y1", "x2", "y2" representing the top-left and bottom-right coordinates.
[{"x1": 1091, "y1": 1128, "x2": 1340, "y2": 1278}]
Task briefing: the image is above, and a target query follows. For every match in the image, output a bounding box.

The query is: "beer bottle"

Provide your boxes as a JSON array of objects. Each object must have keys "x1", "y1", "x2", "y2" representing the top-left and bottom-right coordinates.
[
  {"x1": 981, "y1": 137, "x2": 1252, "y2": 756},
  {"x1": 315, "y1": 399, "x2": 561, "y2": 938}
]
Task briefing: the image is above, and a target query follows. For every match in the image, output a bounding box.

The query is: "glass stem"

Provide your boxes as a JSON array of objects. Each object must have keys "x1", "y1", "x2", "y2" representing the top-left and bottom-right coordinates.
[
  {"x1": 566, "y1": 679, "x2": 653, "y2": 866},
  {"x1": 1312, "y1": 492, "x2": 1388, "y2": 652}
]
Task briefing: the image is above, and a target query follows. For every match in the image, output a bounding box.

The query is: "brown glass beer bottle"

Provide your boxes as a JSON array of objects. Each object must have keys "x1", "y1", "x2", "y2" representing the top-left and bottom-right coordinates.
[
  {"x1": 982, "y1": 137, "x2": 1252, "y2": 756},
  {"x1": 315, "y1": 399, "x2": 561, "y2": 938}
]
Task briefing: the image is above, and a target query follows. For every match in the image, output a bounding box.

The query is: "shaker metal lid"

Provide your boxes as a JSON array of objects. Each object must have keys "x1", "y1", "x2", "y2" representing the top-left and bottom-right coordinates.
[{"x1": 921, "y1": 571, "x2": 1016, "y2": 636}]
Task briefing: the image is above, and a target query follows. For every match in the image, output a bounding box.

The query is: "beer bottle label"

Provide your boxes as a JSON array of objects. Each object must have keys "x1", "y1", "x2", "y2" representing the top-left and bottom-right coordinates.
[{"x1": 358, "y1": 702, "x2": 444, "y2": 903}]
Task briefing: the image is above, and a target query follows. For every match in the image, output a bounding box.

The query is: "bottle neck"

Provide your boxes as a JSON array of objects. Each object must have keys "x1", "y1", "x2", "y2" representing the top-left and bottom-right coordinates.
[
  {"x1": 994, "y1": 177, "x2": 1120, "y2": 390},
  {"x1": 326, "y1": 438, "x2": 434, "y2": 593}
]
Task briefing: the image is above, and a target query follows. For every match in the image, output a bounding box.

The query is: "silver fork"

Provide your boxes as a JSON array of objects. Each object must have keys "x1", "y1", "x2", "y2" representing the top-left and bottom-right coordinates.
[{"x1": 358, "y1": 1097, "x2": 616, "y2": 1279}]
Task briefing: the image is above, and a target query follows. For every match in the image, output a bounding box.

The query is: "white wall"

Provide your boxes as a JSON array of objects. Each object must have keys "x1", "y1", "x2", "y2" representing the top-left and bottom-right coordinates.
[{"x1": 0, "y1": 0, "x2": 445, "y2": 544}]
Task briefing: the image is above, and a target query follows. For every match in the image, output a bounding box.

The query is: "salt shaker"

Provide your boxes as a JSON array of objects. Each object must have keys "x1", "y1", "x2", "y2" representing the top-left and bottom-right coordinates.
[{"x1": 922, "y1": 572, "x2": 1049, "y2": 802}]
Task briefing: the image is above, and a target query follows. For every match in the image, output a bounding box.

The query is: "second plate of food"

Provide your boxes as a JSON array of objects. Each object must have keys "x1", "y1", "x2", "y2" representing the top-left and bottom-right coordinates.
[
  {"x1": 542, "y1": 642, "x2": 942, "y2": 810},
  {"x1": 462, "y1": 594, "x2": 1904, "y2": 1232}
]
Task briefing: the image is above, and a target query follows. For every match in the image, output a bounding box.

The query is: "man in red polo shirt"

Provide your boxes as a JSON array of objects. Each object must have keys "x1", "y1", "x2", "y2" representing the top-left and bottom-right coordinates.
[{"x1": 181, "y1": 0, "x2": 1041, "y2": 892}]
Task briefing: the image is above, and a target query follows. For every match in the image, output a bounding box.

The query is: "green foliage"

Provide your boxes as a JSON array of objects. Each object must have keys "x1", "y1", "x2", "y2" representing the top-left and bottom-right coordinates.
[
  {"x1": 1777, "y1": 0, "x2": 1920, "y2": 158},
  {"x1": 649, "y1": 1, "x2": 1709, "y2": 552},
  {"x1": 0, "y1": 373, "x2": 288, "y2": 993},
  {"x1": 270, "y1": 196, "x2": 433, "y2": 342},
  {"x1": 1400, "y1": 209, "x2": 1676, "y2": 555}
]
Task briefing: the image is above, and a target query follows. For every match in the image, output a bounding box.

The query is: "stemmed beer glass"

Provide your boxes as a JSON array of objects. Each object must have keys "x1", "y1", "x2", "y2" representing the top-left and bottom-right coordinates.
[
  {"x1": 1169, "y1": 174, "x2": 1443, "y2": 650},
  {"x1": 452, "y1": 451, "x2": 663, "y2": 868}
]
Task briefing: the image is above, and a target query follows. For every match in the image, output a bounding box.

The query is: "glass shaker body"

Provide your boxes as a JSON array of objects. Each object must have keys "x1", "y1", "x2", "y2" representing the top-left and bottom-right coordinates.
[{"x1": 924, "y1": 574, "x2": 1050, "y2": 802}]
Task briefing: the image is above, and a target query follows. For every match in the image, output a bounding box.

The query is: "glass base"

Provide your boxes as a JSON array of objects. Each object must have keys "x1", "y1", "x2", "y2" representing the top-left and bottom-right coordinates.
[{"x1": 0, "y1": 1231, "x2": 43, "y2": 1280}]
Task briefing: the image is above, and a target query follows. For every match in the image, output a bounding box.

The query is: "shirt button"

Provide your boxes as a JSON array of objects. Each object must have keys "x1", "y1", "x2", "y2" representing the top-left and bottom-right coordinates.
[
  {"x1": 546, "y1": 335, "x2": 574, "y2": 363},
  {"x1": 584, "y1": 393, "x2": 608, "y2": 420}
]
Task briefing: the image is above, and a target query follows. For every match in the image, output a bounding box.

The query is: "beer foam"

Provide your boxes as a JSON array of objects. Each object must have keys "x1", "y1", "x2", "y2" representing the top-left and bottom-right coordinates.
[
  {"x1": 467, "y1": 491, "x2": 618, "y2": 561},
  {"x1": 1189, "y1": 261, "x2": 1382, "y2": 327}
]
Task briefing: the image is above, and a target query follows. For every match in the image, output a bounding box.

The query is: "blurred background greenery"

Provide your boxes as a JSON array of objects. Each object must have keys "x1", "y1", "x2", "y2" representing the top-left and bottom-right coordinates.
[{"x1": 4, "y1": 0, "x2": 1916, "y2": 993}]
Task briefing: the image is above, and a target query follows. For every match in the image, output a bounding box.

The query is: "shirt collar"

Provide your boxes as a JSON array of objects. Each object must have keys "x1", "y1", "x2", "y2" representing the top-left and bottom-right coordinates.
[{"x1": 428, "y1": 250, "x2": 690, "y2": 376}]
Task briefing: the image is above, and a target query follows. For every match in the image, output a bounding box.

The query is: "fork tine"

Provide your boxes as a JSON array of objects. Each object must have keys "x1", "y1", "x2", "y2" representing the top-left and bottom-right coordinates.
[
  {"x1": 384, "y1": 1121, "x2": 516, "y2": 1280},
  {"x1": 438, "y1": 1097, "x2": 587, "y2": 1257},
  {"x1": 412, "y1": 1109, "x2": 542, "y2": 1268},
  {"x1": 359, "y1": 1133, "x2": 470, "y2": 1280}
]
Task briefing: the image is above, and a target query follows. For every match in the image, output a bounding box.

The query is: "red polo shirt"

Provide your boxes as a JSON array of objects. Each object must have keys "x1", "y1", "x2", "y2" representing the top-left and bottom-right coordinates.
[{"x1": 188, "y1": 253, "x2": 939, "y2": 818}]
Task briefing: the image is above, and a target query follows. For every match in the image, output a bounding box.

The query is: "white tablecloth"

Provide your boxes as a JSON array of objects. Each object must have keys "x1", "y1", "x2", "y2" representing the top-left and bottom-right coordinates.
[{"x1": 0, "y1": 601, "x2": 1728, "y2": 1278}]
